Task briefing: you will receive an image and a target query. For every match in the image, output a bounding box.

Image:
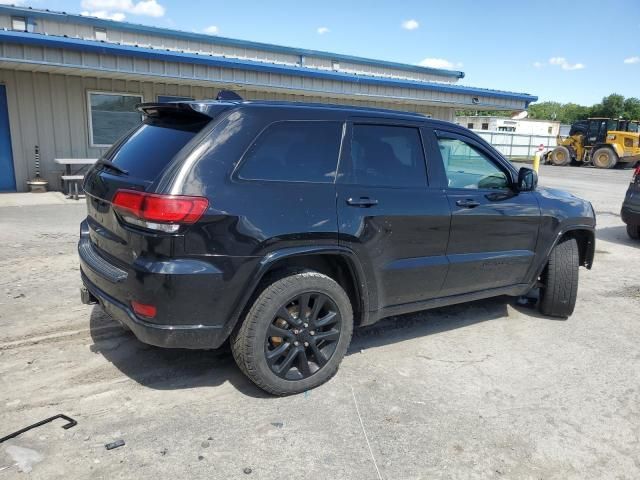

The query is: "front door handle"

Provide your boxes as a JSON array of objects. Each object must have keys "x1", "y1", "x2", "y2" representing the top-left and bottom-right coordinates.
[
  {"x1": 346, "y1": 197, "x2": 378, "y2": 207},
  {"x1": 456, "y1": 199, "x2": 480, "y2": 208}
]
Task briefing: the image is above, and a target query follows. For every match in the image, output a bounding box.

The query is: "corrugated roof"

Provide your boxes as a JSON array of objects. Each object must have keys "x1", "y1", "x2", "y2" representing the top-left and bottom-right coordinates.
[
  {"x1": 0, "y1": 29, "x2": 538, "y2": 104},
  {"x1": 0, "y1": 4, "x2": 465, "y2": 79}
]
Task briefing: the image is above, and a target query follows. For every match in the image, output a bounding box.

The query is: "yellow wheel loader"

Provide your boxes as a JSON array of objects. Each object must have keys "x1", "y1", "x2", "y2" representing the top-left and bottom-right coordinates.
[{"x1": 546, "y1": 118, "x2": 640, "y2": 169}]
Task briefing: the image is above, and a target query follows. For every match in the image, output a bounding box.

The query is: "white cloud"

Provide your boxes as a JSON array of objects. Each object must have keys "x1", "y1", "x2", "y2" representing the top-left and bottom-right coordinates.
[
  {"x1": 549, "y1": 56, "x2": 584, "y2": 70},
  {"x1": 401, "y1": 19, "x2": 419, "y2": 30},
  {"x1": 532, "y1": 61, "x2": 544, "y2": 68},
  {"x1": 317, "y1": 26, "x2": 330, "y2": 35},
  {"x1": 204, "y1": 25, "x2": 219, "y2": 35},
  {"x1": 81, "y1": 10, "x2": 126, "y2": 21},
  {"x1": 624, "y1": 56, "x2": 640, "y2": 64},
  {"x1": 418, "y1": 57, "x2": 462, "y2": 70},
  {"x1": 80, "y1": 0, "x2": 165, "y2": 18}
]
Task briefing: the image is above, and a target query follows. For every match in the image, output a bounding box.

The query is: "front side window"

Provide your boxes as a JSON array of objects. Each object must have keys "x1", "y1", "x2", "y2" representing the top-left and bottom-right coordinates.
[
  {"x1": 342, "y1": 124, "x2": 427, "y2": 187},
  {"x1": 238, "y1": 121, "x2": 342, "y2": 183},
  {"x1": 88, "y1": 92, "x2": 143, "y2": 146},
  {"x1": 438, "y1": 137, "x2": 510, "y2": 190}
]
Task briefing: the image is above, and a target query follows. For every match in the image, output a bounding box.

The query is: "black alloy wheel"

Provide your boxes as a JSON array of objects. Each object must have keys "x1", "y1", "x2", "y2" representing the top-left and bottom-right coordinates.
[{"x1": 265, "y1": 292, "x2": 341, "y2": 380}]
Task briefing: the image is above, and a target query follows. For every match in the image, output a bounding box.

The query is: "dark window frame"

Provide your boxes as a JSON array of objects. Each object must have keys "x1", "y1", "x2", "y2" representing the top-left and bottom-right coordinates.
[
  {"x1": 337, "y1": 121, "x2": 430, "y2": 189},
  {"x1": 235, "y1": 119, "x2": 346, "y2": 184}
]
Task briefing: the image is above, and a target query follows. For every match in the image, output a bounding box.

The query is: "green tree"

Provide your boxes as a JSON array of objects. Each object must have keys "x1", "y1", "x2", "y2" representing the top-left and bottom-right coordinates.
[
  {"x1": 623, "y1": 97, "x2": 640, "y2": 120},
  {"x1": 591, "y1": 94, "x2": 625, "y2": 118}
]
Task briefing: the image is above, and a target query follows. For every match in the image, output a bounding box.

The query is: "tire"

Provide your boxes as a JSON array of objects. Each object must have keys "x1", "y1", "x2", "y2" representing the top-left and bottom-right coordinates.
[
  {"x1": 627, "y1": 223, "x2": 640, "y2": 240},
  {"x1": 539, "y1": 237, "x2": 579, "y2": 318},
  {"x1": 549, "y1": 146, "x2": 571, "y2": 166},
  {"x1": 231, "y1": 270, "x2": 353, "y2": 396},
  {"x1": 591, "y1": 147, "x2": 618, "y2": 169}
]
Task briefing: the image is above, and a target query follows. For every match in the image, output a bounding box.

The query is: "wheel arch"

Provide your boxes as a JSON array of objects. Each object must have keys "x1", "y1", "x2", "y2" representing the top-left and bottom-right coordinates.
[
  {"x1": 555, "y1": 227, "x2": 595, "y2": 269},
  {"x1": 228, "y1": 246, "x2": 370, "y2": 337}
]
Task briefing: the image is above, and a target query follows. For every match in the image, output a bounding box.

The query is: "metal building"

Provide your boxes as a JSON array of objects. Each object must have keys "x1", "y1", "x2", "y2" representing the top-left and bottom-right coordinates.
[{"x1": 0, "y1": 5, "x2": 537, "y2": 191}]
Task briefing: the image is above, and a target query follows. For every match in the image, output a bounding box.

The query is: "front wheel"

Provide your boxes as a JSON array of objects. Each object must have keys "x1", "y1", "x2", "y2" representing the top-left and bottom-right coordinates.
[
  {"x1": 549, "y1": 146, "x2": 571, "y2": 166},
  {"x1": 627, "y1": 223, "x2": 640, "y2": 240},
  {"x1": 231, "y1": 271, "x2": 353, "y2": 396},
  {"x1": 539, "y1": 237, "x2": 579, "y2": 318}
]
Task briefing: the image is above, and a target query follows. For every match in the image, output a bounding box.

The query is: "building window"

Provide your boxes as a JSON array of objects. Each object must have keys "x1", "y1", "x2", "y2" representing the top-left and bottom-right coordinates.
[
  {"x1": 467, "y1": 123, "x2": 474, "y2": 129},
  {"x1": 548, "y1": 126, "x2": 553, "y2": 134},
  {"x1": 11, "y1": 16, "x2": 27, "y2": 31},
  {"x1": 498, "y1": 126, "x2": 516, "y2": 132},
  {"x1": 88, "y1": 92, "x2": 143, "y2": 147},
  {"x1": 94, "y1": 27, "x2": 107, "y2": 41},
  {"x1": 481, "y1": 123, "x2": 489, "y2": 130}
]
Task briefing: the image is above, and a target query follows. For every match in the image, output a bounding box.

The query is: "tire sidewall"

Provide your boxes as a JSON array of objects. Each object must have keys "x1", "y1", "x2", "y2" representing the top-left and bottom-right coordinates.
[
  {"x1": 246, "y1": 273, "x2": 353, "y2": 394},
  {"x1": 592, "y1": 148, "x2": 616, "y2": 169}
]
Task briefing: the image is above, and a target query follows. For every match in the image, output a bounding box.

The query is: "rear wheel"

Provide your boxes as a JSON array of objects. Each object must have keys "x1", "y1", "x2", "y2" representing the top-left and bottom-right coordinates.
[
  {"x1": 539, "y1": 237, "x2": 579, "y2": 318},
  {"x1": 231, "y1": 271, "x2": 353, "y2": 396},
  {"x1": 591, "y1": 147, "x2": 618, "y2": 169},
  {"x1": 627, "y1": 223, "x2": 640, "y2": 240},
  {"x1": 549, "y1": 146, "x2": 571, "y2": 166}
]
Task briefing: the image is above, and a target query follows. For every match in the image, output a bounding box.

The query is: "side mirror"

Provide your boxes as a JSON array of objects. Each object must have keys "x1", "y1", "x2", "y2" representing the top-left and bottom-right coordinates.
[{"x1": 517, "y1": 167, "x2": 538, "y2": 192}]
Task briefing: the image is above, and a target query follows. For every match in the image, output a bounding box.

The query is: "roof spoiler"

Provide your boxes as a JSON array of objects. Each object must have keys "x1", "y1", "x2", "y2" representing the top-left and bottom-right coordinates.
[
  {"x1": 137, "y1": 101, "x2": 232, "y2": 121},
  {"x1": 215, "y1": 90, "x2": 243, "y2": 101}
]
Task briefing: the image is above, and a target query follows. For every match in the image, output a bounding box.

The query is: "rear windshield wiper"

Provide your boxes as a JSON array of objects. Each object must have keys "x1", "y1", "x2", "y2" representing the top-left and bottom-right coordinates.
[{"x1": 96, "y1": 159, "x2": 128, "y2": 175}]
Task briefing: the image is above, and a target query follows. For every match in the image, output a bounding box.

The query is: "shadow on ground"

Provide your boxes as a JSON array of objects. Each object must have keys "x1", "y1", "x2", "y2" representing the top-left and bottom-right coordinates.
[
  {"x1": 89, "y1": 296, "x2": 552, "y2": 397},
  {"x1": 597, "y1": 225, "x2": 638, "y2": 248}
]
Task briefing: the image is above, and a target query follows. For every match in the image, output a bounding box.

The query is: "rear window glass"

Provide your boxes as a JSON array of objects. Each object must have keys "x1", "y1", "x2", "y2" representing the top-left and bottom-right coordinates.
[
  {"x1": 107, "y1": 119, "x2": 204, "y2": 180},
  {"x1": 238, "y1": 121, "x2": 342, "y2": 183}
]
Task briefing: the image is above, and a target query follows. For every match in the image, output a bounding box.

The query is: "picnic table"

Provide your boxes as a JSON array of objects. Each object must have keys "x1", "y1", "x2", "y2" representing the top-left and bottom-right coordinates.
[{"x1": 54, "y1": 158, "x2": 97, "y2": 200}]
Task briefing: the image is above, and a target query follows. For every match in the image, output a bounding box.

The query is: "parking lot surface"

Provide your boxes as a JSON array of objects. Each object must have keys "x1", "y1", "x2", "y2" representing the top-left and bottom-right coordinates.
[{"x1": 1, "y1": 165, "x2": 638, "y2": 479}]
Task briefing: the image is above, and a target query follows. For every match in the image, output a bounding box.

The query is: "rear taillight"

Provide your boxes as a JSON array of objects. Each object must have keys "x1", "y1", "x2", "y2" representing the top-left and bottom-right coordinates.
[
  {"x1": 633, "y1": 165, "x2": 640, "y2": 184},
  {"x1": 112, "y1": 189, "x2": 208, "y2": 232},
  {"x1": 131, "y1": 300, "x2": 157, "y2": 319}
]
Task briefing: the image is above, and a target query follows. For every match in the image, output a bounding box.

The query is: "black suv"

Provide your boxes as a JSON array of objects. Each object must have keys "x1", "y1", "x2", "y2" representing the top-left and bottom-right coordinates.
[
  {"x1": 622, "y1": 164, "x2": 640, "y2": 239},
  {"x1": 80, "y1": 99, "x2": 596, "y2": 395}
]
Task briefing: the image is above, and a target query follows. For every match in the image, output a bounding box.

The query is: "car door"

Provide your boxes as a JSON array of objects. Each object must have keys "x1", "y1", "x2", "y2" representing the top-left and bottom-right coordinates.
[
  {"x1": 336, "y1": 120, "x2": 451, "y2": 310},
  {"x1": 433, "y1": 129, "x2": 541, "y2": 296}
]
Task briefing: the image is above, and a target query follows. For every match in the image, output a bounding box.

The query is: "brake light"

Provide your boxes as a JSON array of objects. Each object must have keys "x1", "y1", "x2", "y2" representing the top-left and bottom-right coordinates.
[
  {"x1": 112, "y1": 189, "x2": 208, "y2": 232},
  {"x1": 131, "y1": 300, "x2": 157, "y2": 319},
  {"x1": 633, "y1": 165, "x2": 640, "y2": 184}
]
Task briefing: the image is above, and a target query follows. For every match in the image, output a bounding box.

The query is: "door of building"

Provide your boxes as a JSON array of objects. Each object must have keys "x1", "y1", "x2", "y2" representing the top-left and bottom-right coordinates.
[{"x1": 0, "y1": 85, "x2": 16, "y2": 192}]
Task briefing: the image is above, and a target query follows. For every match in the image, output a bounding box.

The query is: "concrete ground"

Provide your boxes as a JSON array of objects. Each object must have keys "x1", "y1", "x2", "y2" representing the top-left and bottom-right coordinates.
[{"x1": 0, "y1": 165, "x2": 638, "y2": 479}]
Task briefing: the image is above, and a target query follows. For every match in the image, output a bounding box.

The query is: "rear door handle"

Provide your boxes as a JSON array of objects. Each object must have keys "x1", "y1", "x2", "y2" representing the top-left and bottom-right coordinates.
[
  {"x1": 455, "y1": 199, "x2": 480, "y2": 208},
  {"x1": 346, "y1": 197, "x2": 378, "y2": 207}
]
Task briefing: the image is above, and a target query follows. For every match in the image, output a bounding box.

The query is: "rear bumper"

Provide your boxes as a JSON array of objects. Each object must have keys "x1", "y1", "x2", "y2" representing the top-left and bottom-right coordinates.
[
  {"x1": 77, "y1": 221, "x2": 256, "y2": 349},
  {"x1": 81, "y1": 273, "x2": 226, "y2": 349},
  {"x1": 82, "y1": 273, "x2": 226, "y2": 349}
]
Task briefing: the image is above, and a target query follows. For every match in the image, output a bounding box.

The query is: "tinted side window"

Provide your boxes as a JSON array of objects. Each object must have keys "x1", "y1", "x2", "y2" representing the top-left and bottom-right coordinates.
[
  {"x1": 342, "y1": 124, "x2": 427, "y2": 187},
  {"x1": 239, "y1": 121, "x2": 342, "y2": 183},
  {"x1": 437, "y1": 137, "x2": 509, "y2": 190}
]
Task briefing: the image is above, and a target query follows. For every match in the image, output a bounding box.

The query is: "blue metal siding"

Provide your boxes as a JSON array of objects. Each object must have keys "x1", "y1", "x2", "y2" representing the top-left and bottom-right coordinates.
[
  {"x1": 0, "y1": 31, "x2": 537, "y2": 104},
  {"x1": 0, "y1": 84, "x2": 16, "y2": 191}
]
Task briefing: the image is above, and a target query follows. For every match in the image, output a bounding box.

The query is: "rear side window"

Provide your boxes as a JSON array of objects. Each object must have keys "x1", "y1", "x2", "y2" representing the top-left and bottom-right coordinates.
[
  {"x1": 341, "y1": 124, "x2": 427, "y2": 187},
  {"x1": 238, "y1": 121, "x2": 342, "y2": 183},
  {"x1": 107, "y1": 118, "x2": 205, "y2": 180}
]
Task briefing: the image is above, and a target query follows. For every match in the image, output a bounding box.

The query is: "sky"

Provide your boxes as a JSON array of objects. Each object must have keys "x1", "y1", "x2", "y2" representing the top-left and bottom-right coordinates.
[{"x1": 8, "y1": 0, "x2": 640, "y2": 105}]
